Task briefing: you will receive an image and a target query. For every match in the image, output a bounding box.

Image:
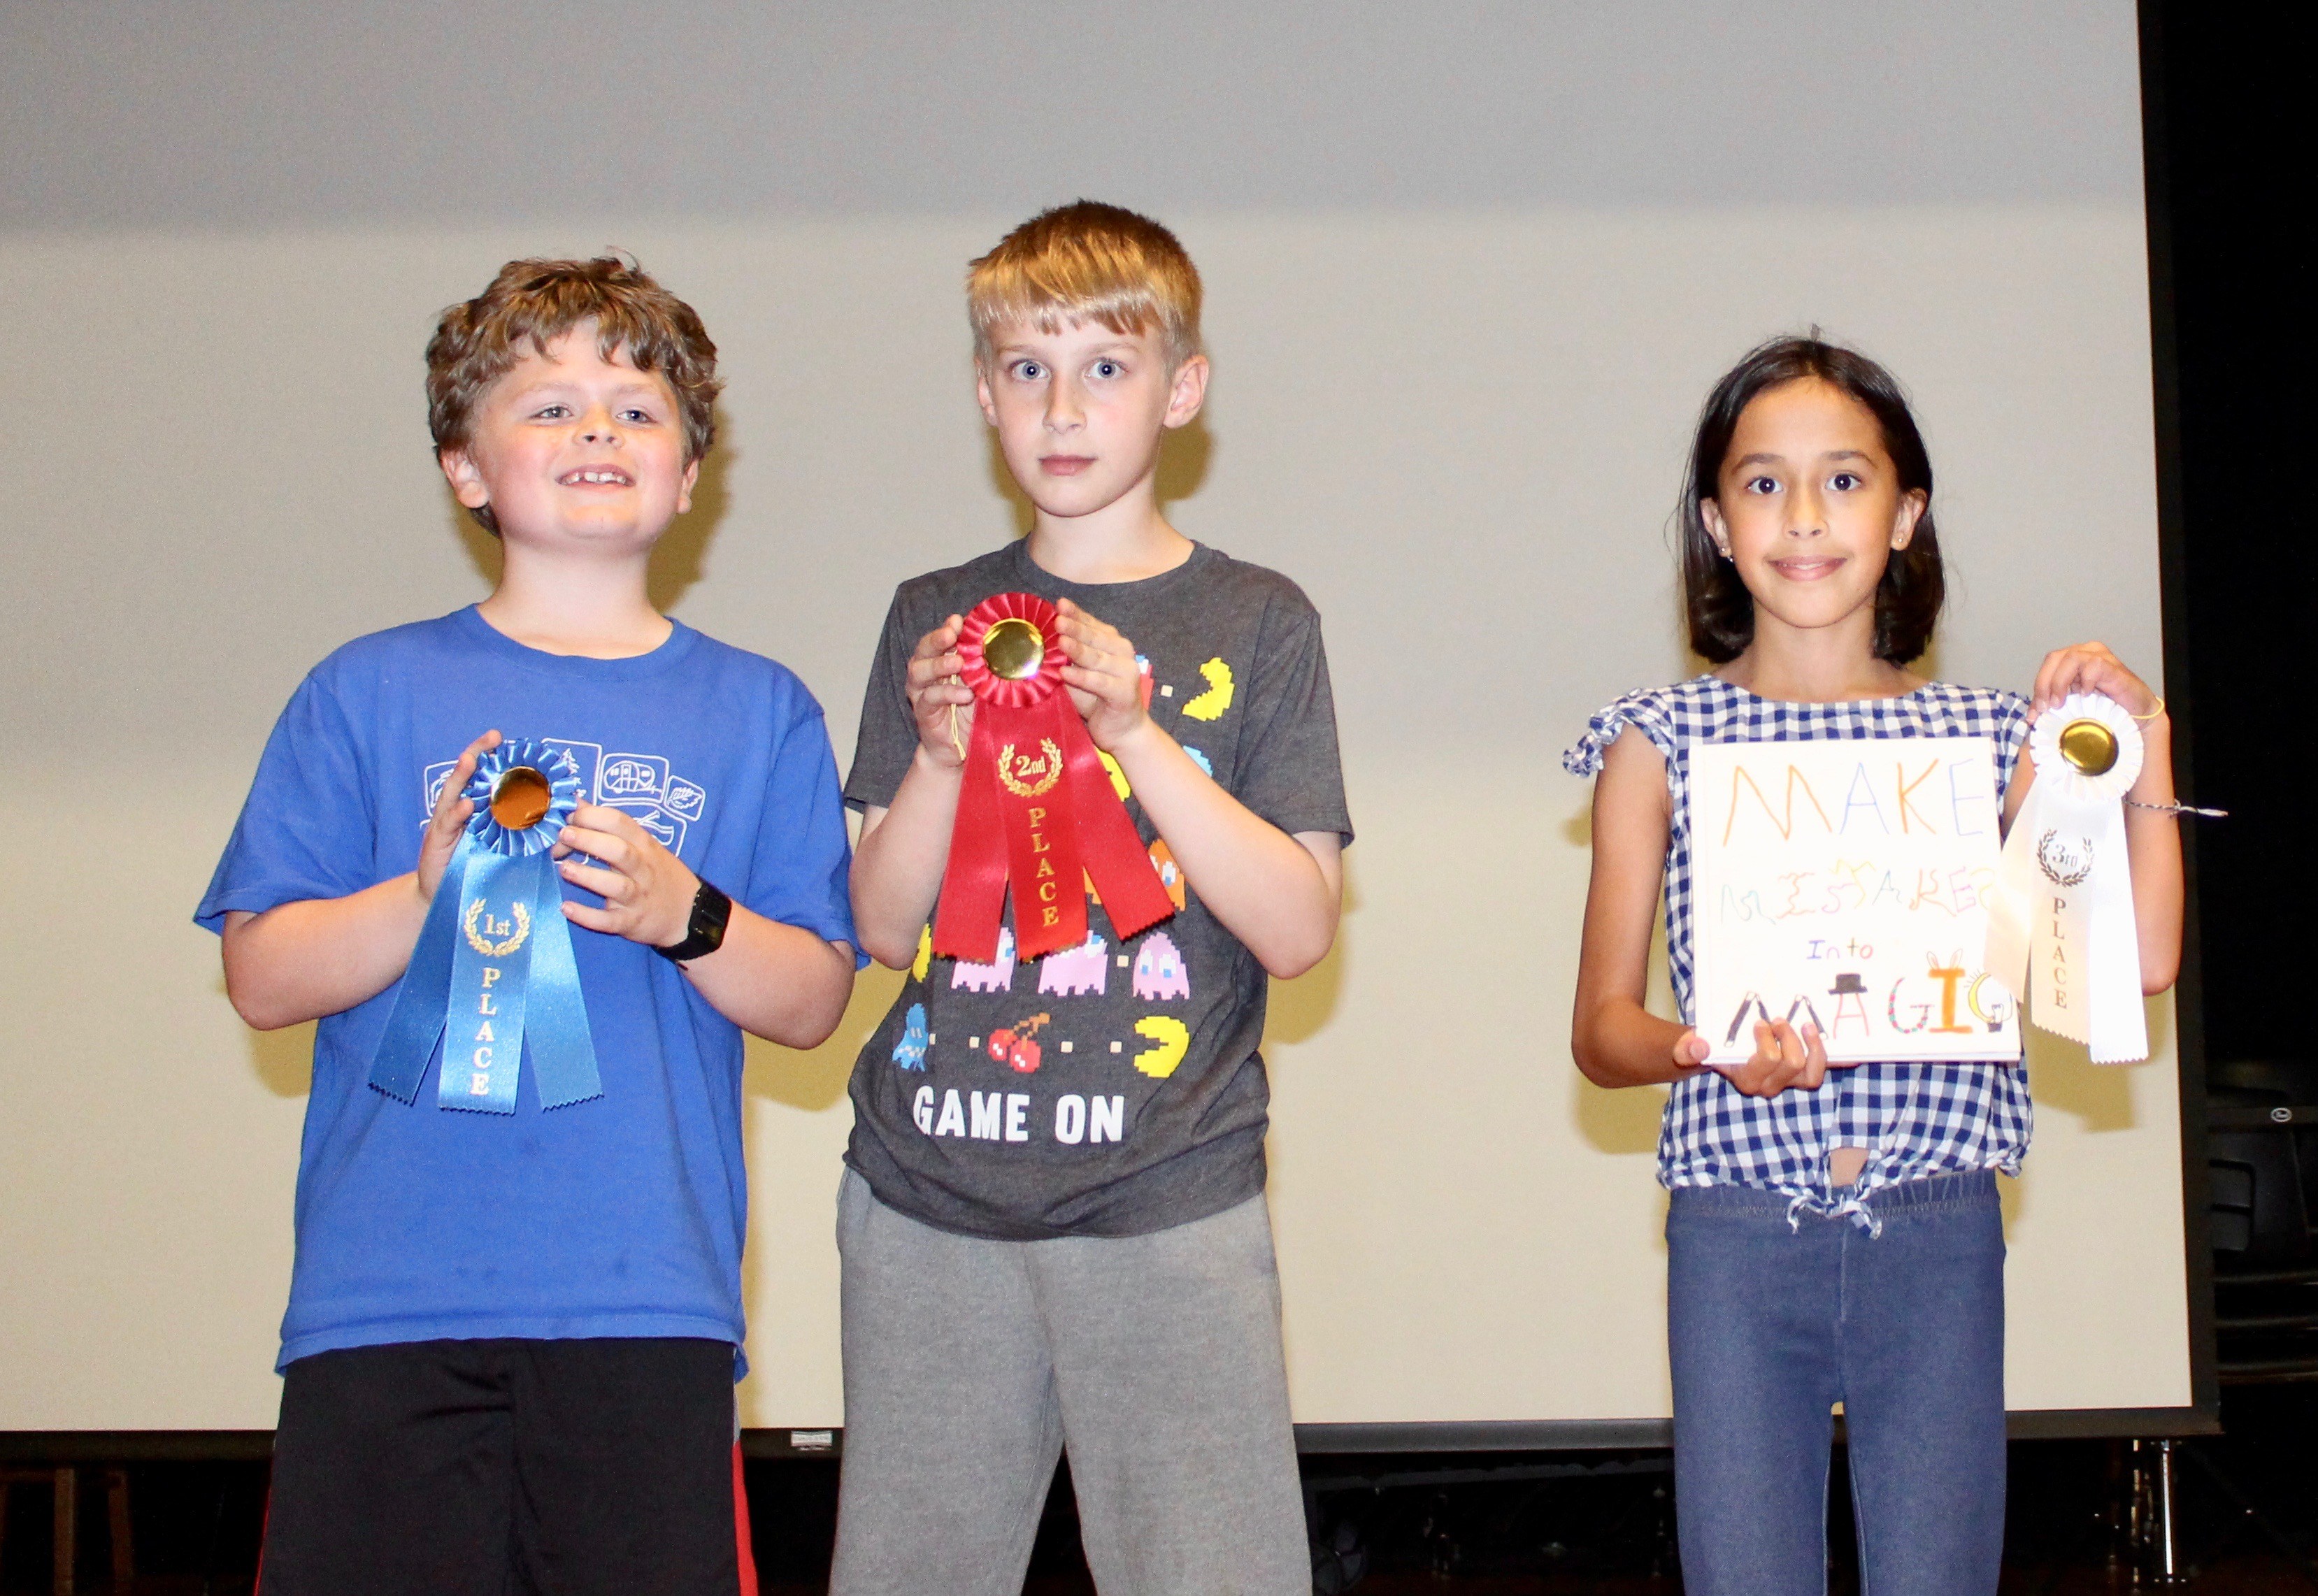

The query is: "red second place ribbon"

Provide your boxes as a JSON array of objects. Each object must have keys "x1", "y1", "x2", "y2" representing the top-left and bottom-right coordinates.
[{"x1": 932, "y1": 592, "x2": 1179, "y2": 964}]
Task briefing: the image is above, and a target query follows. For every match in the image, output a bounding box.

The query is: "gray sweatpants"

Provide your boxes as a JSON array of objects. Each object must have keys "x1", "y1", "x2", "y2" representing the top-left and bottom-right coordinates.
[{"x1": 829, "y1": 1170, "x2": 1310, "y2": 1596}]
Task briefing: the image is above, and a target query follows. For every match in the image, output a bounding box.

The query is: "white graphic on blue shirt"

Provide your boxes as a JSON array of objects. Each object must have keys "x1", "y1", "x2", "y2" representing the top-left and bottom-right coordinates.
[{"x1": 424, "y1": 740, "x2": 710, "y2": 856}]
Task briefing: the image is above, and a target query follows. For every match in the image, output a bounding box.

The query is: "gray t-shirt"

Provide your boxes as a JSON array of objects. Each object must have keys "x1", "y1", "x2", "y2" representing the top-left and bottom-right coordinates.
[{"x1": 843, "y1": 539, "x2": 1352, "y2": 1240}]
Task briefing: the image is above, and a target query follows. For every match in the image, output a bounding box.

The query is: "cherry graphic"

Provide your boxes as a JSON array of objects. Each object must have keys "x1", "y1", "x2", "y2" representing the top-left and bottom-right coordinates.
[{"x1": 989, "y1": 1014, "x2": 1052, "y2": 1074}]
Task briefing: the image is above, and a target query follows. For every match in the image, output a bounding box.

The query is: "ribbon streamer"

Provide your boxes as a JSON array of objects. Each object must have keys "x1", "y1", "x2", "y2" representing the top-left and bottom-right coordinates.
[
  {"x1": 1985, "y1": 693, "x2": 2147, "y2": 1063},
  {"x1": 369, "y1": 740, "x2": 603, "y2": 1112},
  {"x1": 933, "y1": 592, "x2": 1178, "y2": 963}
]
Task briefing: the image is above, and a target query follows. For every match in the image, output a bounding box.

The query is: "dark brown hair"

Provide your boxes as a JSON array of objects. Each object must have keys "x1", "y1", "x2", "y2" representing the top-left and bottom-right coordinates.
[
  {"x1": 1680, "y1": 334, "x2": 1945, "y2": 664},
  {"x1": 426, "y1": 255, "x2": 721, "y2": 533}
]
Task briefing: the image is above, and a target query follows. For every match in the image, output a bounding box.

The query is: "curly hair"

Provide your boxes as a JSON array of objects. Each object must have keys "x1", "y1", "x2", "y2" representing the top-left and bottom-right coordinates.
[
  {"x1": 1680, "y1": 334, "x2": 1945, "y2": 665},
  {"x1": 426, "y1": 255, "x2": 721, "y2": 534}
]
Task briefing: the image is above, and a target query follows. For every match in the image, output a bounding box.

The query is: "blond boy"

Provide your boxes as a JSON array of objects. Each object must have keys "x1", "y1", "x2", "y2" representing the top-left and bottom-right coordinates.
[{"x1": 833, "y1": 203, "x2": 1350, "y2": 1594}]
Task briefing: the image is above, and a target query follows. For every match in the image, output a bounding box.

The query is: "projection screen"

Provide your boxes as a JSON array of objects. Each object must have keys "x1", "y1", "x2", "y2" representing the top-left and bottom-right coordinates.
[{"x1": 0, "y1": 1, "x2": 2201, "y2": 1444}]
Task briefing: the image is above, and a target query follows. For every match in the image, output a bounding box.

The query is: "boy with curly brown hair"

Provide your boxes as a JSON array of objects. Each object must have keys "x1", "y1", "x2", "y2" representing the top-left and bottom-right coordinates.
[{"x1": 198, "y1": 256, "x2": 858, "y2": 1595}]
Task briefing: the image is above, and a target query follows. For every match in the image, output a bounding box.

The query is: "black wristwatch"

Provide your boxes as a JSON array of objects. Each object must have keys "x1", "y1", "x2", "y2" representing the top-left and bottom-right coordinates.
[{"x1": 655, "y1": 879, "x2": 733, "y2": 963}]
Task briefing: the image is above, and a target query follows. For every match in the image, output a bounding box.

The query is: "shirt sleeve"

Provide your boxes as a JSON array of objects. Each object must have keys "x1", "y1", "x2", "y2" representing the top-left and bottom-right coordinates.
[
  {"x1": 843, "y1": 588, "x2": 922, "y2": 815},
  {"x1": 1228, "y1": 596, "x2": 1353, "y2": 843},
  {"x1": 1989, "y1": 689, "x2": 2033, "y2": 792},
  {"x1": 746, "y1": 696, "x2": 864, "y2": 963},
  {"x1": 1564, "y1": 688, "x2": 1680, "y2": 777},
  {"x1": 194, "y1": 673, "x2": 380, "y2": 934}
]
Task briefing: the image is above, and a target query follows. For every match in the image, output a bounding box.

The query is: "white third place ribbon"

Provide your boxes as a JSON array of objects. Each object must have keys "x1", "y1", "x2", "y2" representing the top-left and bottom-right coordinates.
[{"x1": 1986, "y1": 692, "x2": 2147, "y2": 1063}]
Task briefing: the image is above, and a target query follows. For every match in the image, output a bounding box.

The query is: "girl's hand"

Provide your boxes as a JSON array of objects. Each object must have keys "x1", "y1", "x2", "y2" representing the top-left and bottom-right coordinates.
[
  {"x1": 1721, "y1": 1019, "x2": 1829, "y2": 1099},
  {"x1": 904, "y1": 617, "x2": 973, "y2": 769},
  {"x1": 1672, "y1": 1030, "x2": 1711, "y2": 1072},
  {"x1": 2030, "y1": 642, "x2": 2161, "y2": 721},
  {"x1": 552, "y1": 805, "x2": 701, "y2": 949},
  {"x1": 417, "y1": 728, "x2": 500, "y2": 902},
  {"x1": 1054, "y1": 600, "x2": 1149, "y2": 752}
]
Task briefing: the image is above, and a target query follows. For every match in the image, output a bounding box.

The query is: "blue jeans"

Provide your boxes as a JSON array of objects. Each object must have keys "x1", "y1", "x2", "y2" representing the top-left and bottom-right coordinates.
[{"x1": 1666, "y1": 1170, "x2": 2007, "y2": 1596}]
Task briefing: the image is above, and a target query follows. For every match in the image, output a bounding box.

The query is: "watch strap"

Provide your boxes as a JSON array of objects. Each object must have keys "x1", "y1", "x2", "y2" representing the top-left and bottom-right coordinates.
[{"x1": 655, "y1": 878, "x2": 733, "y2": 963}]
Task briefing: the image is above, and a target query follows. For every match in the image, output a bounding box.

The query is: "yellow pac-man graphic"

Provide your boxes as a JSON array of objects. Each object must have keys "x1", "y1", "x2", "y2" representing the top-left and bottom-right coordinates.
[
  {"x1": 1132, "y1": 1015, "x2": 1190, "y2": 1079},
  {"x1": 1098, "y1": 749, "x2": 1131, "y2": 800},
  {"x1": 913, "y1": 924, "x2": 933, "y2": 982},
  {"x1": 1180, "y1": 658, "x2": 1234, "y2": 721}
]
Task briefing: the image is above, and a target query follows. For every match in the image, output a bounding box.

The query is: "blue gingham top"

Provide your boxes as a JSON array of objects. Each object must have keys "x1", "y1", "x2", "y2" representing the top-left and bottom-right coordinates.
[{"x1": 1565, "y1": 675, "x2": 2034, "y2": 1228}]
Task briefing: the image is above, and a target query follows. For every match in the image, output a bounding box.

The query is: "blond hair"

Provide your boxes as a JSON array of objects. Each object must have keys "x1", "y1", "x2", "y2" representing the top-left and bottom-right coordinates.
[
  {"x1": 967, "y1": 201, "x2": 1203, "y2": 370},
  {"x1": 427, "y1": 255, "x2": 721, "y2": 534}
]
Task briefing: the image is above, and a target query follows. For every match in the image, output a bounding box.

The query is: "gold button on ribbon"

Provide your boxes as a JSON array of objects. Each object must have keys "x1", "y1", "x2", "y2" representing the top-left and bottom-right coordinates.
[
  {"x1": 2057, "y1": 719, "x2": 2120, "y2": 778},
  {"x1": 491, "y1": 765, "x2": 554, "y2": 831},
  {"x1": 982, "y1": 617, "x2": 1046, "y2": 682}
]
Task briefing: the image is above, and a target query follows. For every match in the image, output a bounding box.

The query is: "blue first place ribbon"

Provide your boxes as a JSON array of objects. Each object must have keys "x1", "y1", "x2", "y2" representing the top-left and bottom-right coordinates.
[{"x1": 369, "y1": 739, "x2": 603, "y2": 1114}]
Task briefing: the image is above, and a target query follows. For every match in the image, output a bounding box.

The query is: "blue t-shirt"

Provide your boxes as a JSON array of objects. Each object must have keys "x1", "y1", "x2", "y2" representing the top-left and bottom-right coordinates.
[{"x1": 196, "y1": 606, "x2": 857, "y2": 1369}]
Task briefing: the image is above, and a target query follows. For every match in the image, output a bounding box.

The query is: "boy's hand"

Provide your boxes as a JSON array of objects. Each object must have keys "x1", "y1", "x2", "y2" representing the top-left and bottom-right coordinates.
[
  {"x1": 417, "y1": 729, "x2": 501, "y2": 902},
  {"x1": 2029, "y1": 642, "x2": 2162, "y2": 721},
  {"x1": 552, "y1": 803, "x2": 701, "y2": 948},
  {"x1": 1671, "y1": 1030, "x2": 1710, "y2": 1072},
  {"x1": 1054, "y1": 600, "x2": 1148, "y2": 752},
  {"x1": 1720, "y1": 1019, "x2": 1829, "y2": 1099},
  {"x1": 905, "y1": 616, "x2": 974, "y2": 770}
]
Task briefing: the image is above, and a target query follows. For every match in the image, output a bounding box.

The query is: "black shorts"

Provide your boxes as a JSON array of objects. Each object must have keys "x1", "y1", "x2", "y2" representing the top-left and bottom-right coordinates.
[{"x1": 259, "y1": 1337, "x2": 755, "y2": 1596}]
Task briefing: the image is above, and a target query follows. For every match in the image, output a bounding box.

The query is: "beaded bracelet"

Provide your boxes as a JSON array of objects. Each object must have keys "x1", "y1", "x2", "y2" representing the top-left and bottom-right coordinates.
[{"x1": 2124, "y1": 796, "x2": 2227, "y2": 818}]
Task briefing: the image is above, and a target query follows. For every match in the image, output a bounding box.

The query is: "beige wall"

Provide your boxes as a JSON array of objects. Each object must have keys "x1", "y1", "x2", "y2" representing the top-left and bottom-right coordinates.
[{"x1": 0, "y1": 196, "x2": 2187, "y2": 1430}]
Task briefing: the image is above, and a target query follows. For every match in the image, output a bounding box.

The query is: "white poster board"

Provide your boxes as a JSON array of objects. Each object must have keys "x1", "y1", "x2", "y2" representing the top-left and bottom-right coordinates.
[{"x1": 1689, "y1": 738, "x2": 2022, "y2": 1067}]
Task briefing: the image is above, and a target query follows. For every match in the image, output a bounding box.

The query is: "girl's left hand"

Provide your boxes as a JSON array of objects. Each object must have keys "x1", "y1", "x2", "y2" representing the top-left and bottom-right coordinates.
[
  {"x1": 1055, "y1": 599, "x2": 1150, "y2": 752},
  {"x1": 552, "y1": 803, "x2": 701, "y2": 949},
  {"x1": 1723, "y1": 1018, "x2": 1830, "y2": 1100},
  {"x1": 2030, "y1": 642, "x2": 2161, "y2": 721}
]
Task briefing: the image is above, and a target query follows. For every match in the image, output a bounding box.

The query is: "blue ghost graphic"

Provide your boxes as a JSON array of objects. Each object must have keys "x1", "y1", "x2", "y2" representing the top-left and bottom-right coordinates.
[{"x1": 892, "y1": 1002, "x2": 929, "y2": 1071}]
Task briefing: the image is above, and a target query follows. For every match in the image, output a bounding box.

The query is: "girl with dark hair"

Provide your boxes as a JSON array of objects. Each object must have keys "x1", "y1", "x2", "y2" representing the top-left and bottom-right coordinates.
[{"x1": 1564, "y1": 336, "x2": 2185, "y2": 1595}]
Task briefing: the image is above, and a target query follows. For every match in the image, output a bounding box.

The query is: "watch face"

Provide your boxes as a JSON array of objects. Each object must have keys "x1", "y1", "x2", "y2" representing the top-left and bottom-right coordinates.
[
  {"x1": 693, "y1": 883, "x2": 731, "y2": 944},
  {"x1": 658, "y1": 882, "x2": 731, "y2": 961}
]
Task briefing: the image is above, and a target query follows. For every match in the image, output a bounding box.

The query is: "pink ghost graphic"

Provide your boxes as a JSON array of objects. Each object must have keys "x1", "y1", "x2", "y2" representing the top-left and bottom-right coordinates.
[
  {"x1": 1132, "y1": 932, "x2": 1190, "y2": 1001},
  {"x1": 951, "y1": 927, "x2": 1017, "y2": 993},
  {"x1": 1036, "y1": 934, "x2": 1108, "y2": 998}
]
